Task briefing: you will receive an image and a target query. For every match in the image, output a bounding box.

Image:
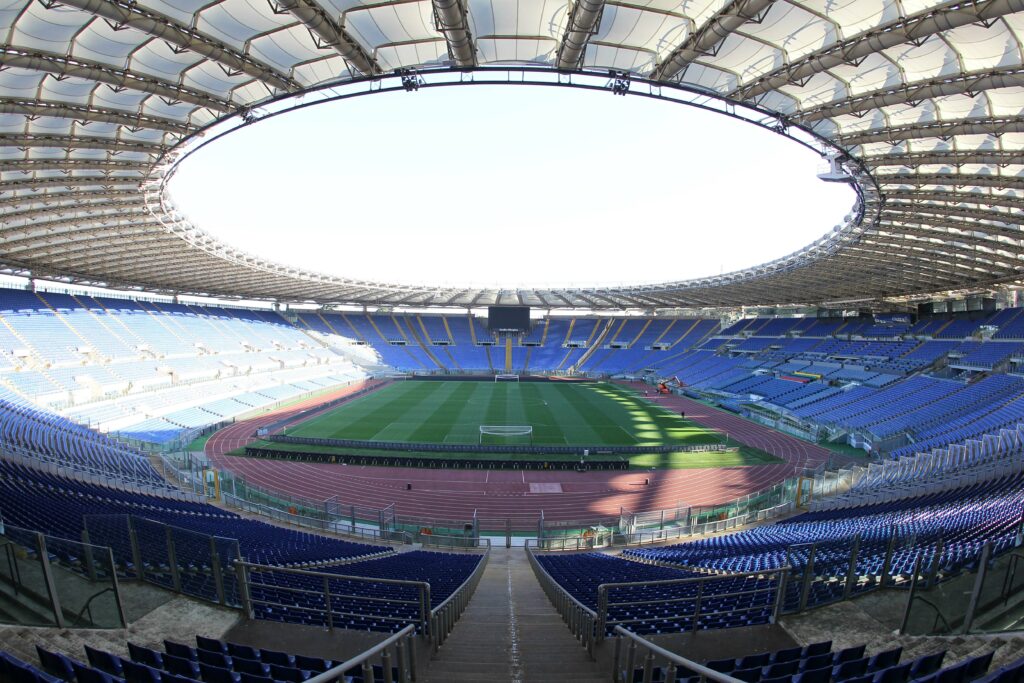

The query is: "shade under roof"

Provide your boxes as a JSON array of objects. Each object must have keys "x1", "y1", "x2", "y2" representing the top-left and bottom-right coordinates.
[{"x1": 1, "y1": 0, "x2": 1023, "y2": 309}]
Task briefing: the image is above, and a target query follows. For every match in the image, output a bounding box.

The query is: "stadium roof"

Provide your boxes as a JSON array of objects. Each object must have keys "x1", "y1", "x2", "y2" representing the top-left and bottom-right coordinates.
[{"x1": 1, "y1": 0, "x2": 1023, "y2": 310}]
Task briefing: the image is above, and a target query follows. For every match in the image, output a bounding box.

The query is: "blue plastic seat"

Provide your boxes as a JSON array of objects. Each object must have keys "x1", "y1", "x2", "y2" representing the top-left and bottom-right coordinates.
[
  {"x1": 84, "y1": 646, "x2": 123, "y2": 678},
  {"x1": 196, "y1": 651, "x2": 231, "y2": 670},
  {"x1": 198, "y1": 663, "x2": 239, "y2": 683},
  {"x1": 163, "y1": 655, "x2": 201, "y2": 680},
  {"x1": 803, "y1": 642, "x2": 833, "y2": 658},
  {"x1": 909, "y1": 651, "x2": 946, "y2": 679},
  {"x1": 833, "y1": 657, "x2": 869, "y2": 681},
  {"x1": 34, "y1": 646, "x2": 76, "y2": 681},
  {"x1": 164, "y1": 643, "x2": 197, "y2": 662},
  {"x1": 127, "y1": 644, "x2": 163, "y2": 671},
  {"x1": 868, "y1": 648, "x2": 902, "y2": 672},
  {"x1": 872, "y1": 662, "x2": 911, "y2": 683},
  {"x1": 70, "y1": 662, "x2": 120, "y2": 683},
  {"x1": 256, "y1": 650, "x2": 292, "y2": 668},
  {"x1": 231, "y1": 659, "x2": 269, "y2": 677},
  {"x1": 195, "y1": 638, "x2": 226, "y2": 655},
  {"x1": 225, "y1": 645, "x2": 259, "y2": 662},
  {"x1": 120, "y1": 659, "x2": 161, "y2": 683},
  {"x1": 795, "y1": 666, "x2": 832, "y2": 683}
]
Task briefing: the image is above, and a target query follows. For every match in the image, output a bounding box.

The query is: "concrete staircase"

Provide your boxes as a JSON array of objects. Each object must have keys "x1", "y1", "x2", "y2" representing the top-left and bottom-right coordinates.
[
  {"x1": 420, "y1": 547, "x2": 605, "y2": 683},
  {"x1": 782, "y1": 598, "x2": 1024, "y2": 672}
]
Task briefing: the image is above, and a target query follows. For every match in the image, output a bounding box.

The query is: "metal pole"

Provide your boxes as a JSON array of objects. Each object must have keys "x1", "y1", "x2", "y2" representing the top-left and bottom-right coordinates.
[
  {"x1": 962, "y1": 542, "x2": 993, "y2": 634},
  {"x1": 323, "y1": 577, "x2": 334, "y2": 630},
  {"x1": 844, "y1": 534, "x2": 861, "y2": 599},
  {"x1": 166, "y1": 526, "x2": 181, "y2": 593},
  {"x1": 36, "y1": 533, "x2": 65, "y2": 628},
  {"x1": 80, "y1": 529, "x2": 97, "y2": 583},
  {"x1": 927, "y1": 538, "x2": 944, "y2": 588},
  {"x1": 799, "y1": 545, "x2": 816, "y2": 612},
  {"x1": 210, "y1": 538, "x2": 225, "y2": 605},
  {"x1": 880, "y1": 532, "x2": 898, "y2": 589},
  {"x1": 899, "y1": 554, "x2": 923, "y2": 635},
  {"x1": 234, "y1": 561, "x2": 253, "y2": 620},
  {"x1": 127, "y1": 516, "x2": 143, "y2": 580}
]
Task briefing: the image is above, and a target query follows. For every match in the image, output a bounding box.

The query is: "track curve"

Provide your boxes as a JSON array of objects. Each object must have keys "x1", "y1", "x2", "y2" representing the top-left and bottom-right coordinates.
[{"x1": 205, "y1": 380, "x2": 839, "y2": 526}]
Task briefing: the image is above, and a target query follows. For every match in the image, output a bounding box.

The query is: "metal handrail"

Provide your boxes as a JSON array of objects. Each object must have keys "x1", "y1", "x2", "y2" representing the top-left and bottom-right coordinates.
[
  {"x1": 235, "y1": 559, "x2": 431, "y2": 633},
  {"x1": 429, "y1": 543, "x2": 490, "y2": 652},
  {"x1": 525, "y1": 543, "x2": 598, "y2": 658},
  {"x1": 612, "y1": 626, "x2": 744, "y2": 683},
  {"x1": 71, "y1": 586, "x2": 114, "y2": 627},
  {"x1": 305, "y1": 623, "x2": 416, "y2": 683},
  {"x1": 906, "y1": 594, "x2": 954, "y2": 634},
  {"x1": 597, "y1": 566, "x2": 789, "y2": 640},
  {"x1": 525, "y1": 543, "x2": 597, "y2": 619},
  {"x1": 417, "y1": 535, "x2": 491, "y2": 551}
]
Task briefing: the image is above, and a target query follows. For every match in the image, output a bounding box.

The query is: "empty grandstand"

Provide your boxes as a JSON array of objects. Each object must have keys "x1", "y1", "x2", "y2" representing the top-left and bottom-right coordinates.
[{"x1": 5, "y1": 0, "x2": 1024, "y2": 680}]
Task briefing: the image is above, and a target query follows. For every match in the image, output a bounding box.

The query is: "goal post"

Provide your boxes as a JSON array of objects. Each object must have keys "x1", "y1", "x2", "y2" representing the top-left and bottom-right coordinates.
[
  {"x1": 479, "y1": 425, "x2": 533, "y2": 445},
  {"x1": 494, "y1": 374, "x2": 520, "y2": 382}
]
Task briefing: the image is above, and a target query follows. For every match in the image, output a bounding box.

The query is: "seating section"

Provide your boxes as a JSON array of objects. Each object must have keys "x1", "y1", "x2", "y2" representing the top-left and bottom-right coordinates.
[
  {"x1": 623, "y1": 473, "x2": 1024, "y2": 608},
  {"x1": 0, "y1": 288, "x2": 368, "y2": 446},
  {"x1": 537, "y1": 553, "x2": 775, "y2": 635},
  {"x1": 5, "y1": 637, "x2": 1020, "y2": 683},
  {"x1": 0, "y1": 388, "x2": 168, "y2": 487},
  {"x1": 0, "y1": 461, "x2": 389, "y2": 569},
  {"x1": 3, "y1": 635, "x2": 404, "y2": 683},
  {"x1": 6, "y1": 283, "x2": 1024, "y2": 460},
  {"x1": 627, "y1": 642, "x2": 1015, "y2": 683},
  {"x1": 249, "y1": 551, "x2": 482, "y2": 631}
]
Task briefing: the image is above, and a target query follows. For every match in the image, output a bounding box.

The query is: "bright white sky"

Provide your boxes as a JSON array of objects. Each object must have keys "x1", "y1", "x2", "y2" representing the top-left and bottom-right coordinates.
[{"x1": 168, "y1": 85, "x2": 855, "y2": 289}]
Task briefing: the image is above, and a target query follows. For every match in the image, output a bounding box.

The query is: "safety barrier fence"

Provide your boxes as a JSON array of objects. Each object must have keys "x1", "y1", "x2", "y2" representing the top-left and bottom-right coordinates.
[
  {"x1": 160, "y1": 433, "x2": 991, "y2": 556},
  {"x1": 429, "y1": 540, "x2": 490, "y2": 652},
  {"x1": 82, "y1": 514, "x2": 243, "y2": 608},
  {"x1": 525, "y1": 540, "x2": 598, "y2": 659},
  {"x1": 901, "y1": 544, "x2": 1024, "y2": 636},
  {"x1": 832, "y1": 442, "x2": 1024, "y2": 508},
  {"x1": 0, "y1": 521, "x2": 126, "y2": 629},
  {"x1": 1, "y1": 446, "x2": 190, "y2": 500},
  {"x1": 813, "y1": 452, "x2": 1024, "y2": 512},
  {"x1": 595, "y1": 567, "x2": 788, "y2": 642},
  {"x1": 234, "y1": 560, "x2": 431, "y2": 633},
  {"x1": 233, "y1": 543, "x2": 489, "y2": 651},
  {"x1": 611, "y1": 626, "x2": 743, "y2": 683},
  {"x1": 306, "y1": 624, "x2": 417, "y2": 683}
]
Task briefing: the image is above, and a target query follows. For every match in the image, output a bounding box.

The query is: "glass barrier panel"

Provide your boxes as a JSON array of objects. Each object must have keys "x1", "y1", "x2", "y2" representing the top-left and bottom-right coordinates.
[
  {"x1": 44, "y1": 535, "x2": 123, "y2": 629},
  {"x1": 169, "y1": 525, "x2": 217, "y2": 602},
  {"x1": 83, "y1": 515, "x2": 135, "y2": 578},
  {"x1": 131, "y1": 517, "x2": 174, "y2": 590},
  {"x1": 0, "y1": 526, "x2": 56, "y2": 626}
]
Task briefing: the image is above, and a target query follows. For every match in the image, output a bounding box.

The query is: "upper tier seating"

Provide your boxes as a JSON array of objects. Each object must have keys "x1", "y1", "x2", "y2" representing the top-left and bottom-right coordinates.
[
  {"x1": 0, "y1": 461, "x2": 388, "y2": 568},
  {"x1": 623, "y1": 474, "x2": 1024, "y2": 599}
]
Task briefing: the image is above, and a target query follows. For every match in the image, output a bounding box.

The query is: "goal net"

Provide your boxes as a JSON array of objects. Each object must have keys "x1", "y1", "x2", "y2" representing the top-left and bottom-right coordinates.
[
  {"x1": 479, "y1": 425, "x2": 533, "y2": 445},
  {"x1": 495, "y1": 374, "x2": 520, "y2": 382}
]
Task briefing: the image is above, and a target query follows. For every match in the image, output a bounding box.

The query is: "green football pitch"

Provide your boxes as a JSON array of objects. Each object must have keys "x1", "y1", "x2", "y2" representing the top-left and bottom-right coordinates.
[{"x1": 245, "y1": 381, "x2": 780, "y2": 468}]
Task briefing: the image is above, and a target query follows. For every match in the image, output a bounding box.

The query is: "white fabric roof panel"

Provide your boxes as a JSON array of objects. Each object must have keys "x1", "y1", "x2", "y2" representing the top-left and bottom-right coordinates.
[{"x1": 0, "y1": 0, "x2": 1023, "y2": 309}]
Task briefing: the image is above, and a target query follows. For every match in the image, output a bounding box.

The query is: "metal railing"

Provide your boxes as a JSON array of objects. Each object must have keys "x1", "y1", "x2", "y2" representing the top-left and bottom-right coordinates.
[
  {"x1": 901, "y1": 542, "x2": 1024, "y2": 635},
  {"x1": 525, "y1": 541, "x2": 598, "y2": 658},
  {"x1": 235, "y1": 560, "x2": 431, "y2": 633},
  {"x1": 306, "y1": 623, "x2": 417, "y2": 683},
  {"x1": 612, "y1": 626, "x2": 743, "y2": 683},
  {"x1": 82, "y1": 514, "x2": 242, "y2": 607},
  {"x1": 429, "y1": 541, "x2": 490, "y2": 652},
  {"x1": 0, "y1": 523, "x2": 127, "y2": 629},
  {"x1": 595, "y1": 567, "x2": 788, "y2": 642}
]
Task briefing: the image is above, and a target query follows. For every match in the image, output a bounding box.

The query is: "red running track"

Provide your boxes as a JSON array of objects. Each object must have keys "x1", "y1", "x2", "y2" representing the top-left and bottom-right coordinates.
[{"x1": 205, "y1": 380, "x2": 838, "y2": 526}]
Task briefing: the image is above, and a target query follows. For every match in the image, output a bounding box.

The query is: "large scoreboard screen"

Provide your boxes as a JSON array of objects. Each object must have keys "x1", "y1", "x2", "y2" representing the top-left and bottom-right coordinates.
[{"x1": 488, "y1": 306, "x2": 530, "y2": 333}]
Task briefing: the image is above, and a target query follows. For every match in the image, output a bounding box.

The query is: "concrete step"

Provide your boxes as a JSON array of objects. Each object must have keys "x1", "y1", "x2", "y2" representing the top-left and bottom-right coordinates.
[{"x1": 420, "y1": 547, "x2": 605, "y2": 683}]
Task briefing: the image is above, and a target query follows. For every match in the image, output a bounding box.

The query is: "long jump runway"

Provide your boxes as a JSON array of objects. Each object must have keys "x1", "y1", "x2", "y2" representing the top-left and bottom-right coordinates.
[{"x1": 205, "y1": 380, "x2": 837, "y2": 525}]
